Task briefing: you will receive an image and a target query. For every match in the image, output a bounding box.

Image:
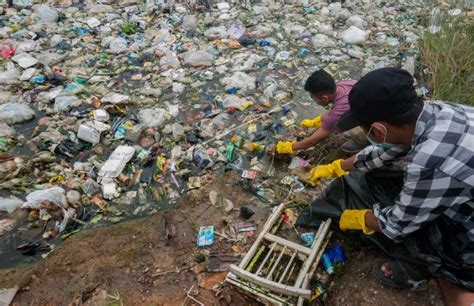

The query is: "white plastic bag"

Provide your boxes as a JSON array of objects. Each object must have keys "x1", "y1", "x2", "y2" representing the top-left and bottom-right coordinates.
[
  {"x1": 341, "y1": 26, "x2": 369, "y2": 45},
  {"x1": 24, "y1": 187, "x2": 68, "y2": 209}
]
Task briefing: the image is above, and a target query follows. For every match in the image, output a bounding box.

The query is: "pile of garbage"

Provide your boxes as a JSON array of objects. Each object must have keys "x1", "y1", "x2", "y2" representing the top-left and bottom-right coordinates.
[{"x1": 0, "y1": 0, "x2": 428, "y2": 264}]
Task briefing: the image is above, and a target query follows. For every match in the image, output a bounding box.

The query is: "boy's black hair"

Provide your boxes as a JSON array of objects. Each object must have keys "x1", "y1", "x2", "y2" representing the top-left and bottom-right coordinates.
[{"x1": 304, "y1": 69, "x2": 336, "y2": 95}]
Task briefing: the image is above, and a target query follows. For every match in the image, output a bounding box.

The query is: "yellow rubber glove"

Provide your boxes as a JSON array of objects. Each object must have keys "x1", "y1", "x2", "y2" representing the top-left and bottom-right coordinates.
[
  {"x1": 300, "y1": 115, "x2": 322, "y2": 129},
  {"x1": 309, "y1": 159, "x2": 347, "y2": 186},
  {"x1": 339, "y1": 209, "x2": 375, "y2": 235},
  {"x1": 276, "y1": 141, "x2": 294, "y2": 154}
]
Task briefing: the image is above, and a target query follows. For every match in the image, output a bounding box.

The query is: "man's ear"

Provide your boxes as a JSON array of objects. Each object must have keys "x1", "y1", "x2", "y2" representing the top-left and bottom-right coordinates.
[{"x1": 370, "y1": 123, "x2": 387, "y2": 141}]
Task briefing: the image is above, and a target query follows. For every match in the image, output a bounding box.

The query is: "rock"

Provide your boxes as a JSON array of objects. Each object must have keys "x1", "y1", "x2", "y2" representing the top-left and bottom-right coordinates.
[
  {"x1": 341, "y1": 26, "x2": 369, "y2": 45},
  {"x1": 0, "y1": 103, "x2": 35, "y2": 124}
]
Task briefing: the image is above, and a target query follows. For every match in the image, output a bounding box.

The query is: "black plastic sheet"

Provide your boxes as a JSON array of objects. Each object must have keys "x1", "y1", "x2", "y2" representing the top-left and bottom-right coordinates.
[{"x1": 296, "y1": 170, "x2": 474, "y2": 290}]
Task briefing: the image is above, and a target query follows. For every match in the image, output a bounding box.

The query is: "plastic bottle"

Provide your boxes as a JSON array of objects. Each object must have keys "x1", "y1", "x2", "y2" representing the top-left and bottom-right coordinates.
[
  {"x1": 230, "y1": 135, "x2": 265, "y2": 152},
  {"x1": 322, "y1": 253, "x2": 334, "y2": 274}
]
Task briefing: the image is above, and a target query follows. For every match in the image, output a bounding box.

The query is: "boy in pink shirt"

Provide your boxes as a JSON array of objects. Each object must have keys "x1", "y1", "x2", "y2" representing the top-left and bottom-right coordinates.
[{"x1": 277, "y1": 69, "x2": 365, "y2": 154}]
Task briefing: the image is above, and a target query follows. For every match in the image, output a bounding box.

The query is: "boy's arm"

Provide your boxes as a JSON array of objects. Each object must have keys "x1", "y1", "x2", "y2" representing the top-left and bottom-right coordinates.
[{"x1": 292, "y1": 127, "x2": 331, "y2": 151}]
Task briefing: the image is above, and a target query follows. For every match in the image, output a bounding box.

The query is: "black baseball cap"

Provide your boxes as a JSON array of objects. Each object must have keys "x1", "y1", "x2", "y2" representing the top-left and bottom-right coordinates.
[{"x1": 338, "y1": 68, "x2": 418, "y2": 131}]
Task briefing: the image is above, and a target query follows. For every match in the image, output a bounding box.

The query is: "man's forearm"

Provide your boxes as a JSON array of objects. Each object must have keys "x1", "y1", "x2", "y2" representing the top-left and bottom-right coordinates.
[
  {"x1": 340, "y1": 155, "x2": 357, "y2": 171},
  {"x1": 364, "y1": 211, "x2": 382, "y2": 233}
]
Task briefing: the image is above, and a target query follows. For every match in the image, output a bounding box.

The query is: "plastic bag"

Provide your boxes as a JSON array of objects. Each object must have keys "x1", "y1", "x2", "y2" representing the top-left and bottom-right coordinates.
[
  {"x1": 109, "y1": 37, "x2": 128, "y2": 54},
  {"x1": 341, "y1": 26, "x2": 369, "y2": 45},
  {"x1": 0, "y1": 103, "x2": 35, "y2": 124},
  {"x1": 24, "y1": 187, "x2": 68, "y2": 209},
  {"x1": 34, "y1": 5, "x2": 59, "y2": 22},
  {"x1": 138, "y1": 108, "x2": 168, "y2": 128},
  {"x1": 182, "y1": 51, "x2": 214, "y2": 67},
  {"x1": 0, "y1": 196, "x2": 23, "y2": 214}
]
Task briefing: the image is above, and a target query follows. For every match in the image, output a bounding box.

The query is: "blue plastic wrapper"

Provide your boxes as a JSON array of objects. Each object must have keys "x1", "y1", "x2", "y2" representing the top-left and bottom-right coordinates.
[
  {"x1": 300, "y1": 232, "x2": 315, "y2": 246},
  {"x1": 325, "y1": 245, "x2": 345, "y2": 264},
  {"x1": 227, "y1": 87, "x2": 238, "y2": 94},
  {"x1": 31, "y1": 75, "x2": 46, "y2": 84},
  {"x1": 259, "y1": 40, "x2": 271, "y2": 46},
  {"x1": 298, "y1": 48, "x2": 310, "y2": 57}
]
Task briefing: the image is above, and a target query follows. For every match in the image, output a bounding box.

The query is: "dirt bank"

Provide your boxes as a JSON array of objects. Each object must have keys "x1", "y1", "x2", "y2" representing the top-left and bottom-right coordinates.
[{"x1": 0, "y1": 172, "x2": 442, "y2": 305}]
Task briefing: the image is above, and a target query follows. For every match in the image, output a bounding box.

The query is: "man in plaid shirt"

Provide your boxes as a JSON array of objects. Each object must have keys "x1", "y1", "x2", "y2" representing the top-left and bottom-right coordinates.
[{"x1": 308, "y1": 68, "x2": 474, "y2": 305}]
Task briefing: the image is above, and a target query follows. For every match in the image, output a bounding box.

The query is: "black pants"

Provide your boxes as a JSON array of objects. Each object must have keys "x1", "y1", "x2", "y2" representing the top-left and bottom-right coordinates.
[{"x1": 296, "y1": 170, "x2": 474, "y2": 290}]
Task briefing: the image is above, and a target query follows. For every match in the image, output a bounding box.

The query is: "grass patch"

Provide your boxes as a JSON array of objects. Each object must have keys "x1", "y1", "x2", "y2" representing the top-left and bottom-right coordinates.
[{"x1": 419, "y1": 10, "x2": 474, "y2": 105}]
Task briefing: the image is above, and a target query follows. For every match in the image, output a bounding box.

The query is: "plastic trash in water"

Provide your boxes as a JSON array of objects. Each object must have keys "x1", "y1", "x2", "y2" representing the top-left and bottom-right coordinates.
[
  {"x1": 301, "y1": 232, "x2": 315, "y2": 246},
  {"x1": 326, "y1": 245, "x2": 345, "y2": 264},
  {"x1": 298, "y1": 48, "x2": 310, "y2": 57},
  {"x1": 0, "y1": 46, "x2": 15, "y2": 60},
  {"x1": 259, "y1": 40, "x2": 271, "y2": 46},
  {"x1": 197, "y1": 225, "x2": 214, "y2": 247},
  {"x1": 227, "y1": 87, "x2": 238, "y2": 94},
  {"x1": 275, "y1": 51, "x2": 291, "y2": 61},
  {"x1": 322, "y1": 253, "x2": 334, "y2": 274},
  {"x1": 31, "y1": 75, "x2": 46, "y2": 84}
]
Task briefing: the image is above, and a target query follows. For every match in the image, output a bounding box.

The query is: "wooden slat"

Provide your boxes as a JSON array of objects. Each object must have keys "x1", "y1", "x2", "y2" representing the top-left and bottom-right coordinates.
[
  {"x1": 278, "y1": 251, "x2": 296, "y2": 283},
  {"x1": 239, "y1": 203, "x2": 286, "y2": 269},
  {"x1": 229, "y1": 265, "x2": 312, "y2": 298},
  {"x1": 255, "y1": 243, "x2": 275, "y2": 275},
  {"x1": 294, "y1": 219, "x2": 332, "y2": 288},
  {"x1": 264, "y1": 233, "x2": 311, "y2": 255},
  {"x1": 267, "y1": 246, "x2": 286, "y2": 280}
]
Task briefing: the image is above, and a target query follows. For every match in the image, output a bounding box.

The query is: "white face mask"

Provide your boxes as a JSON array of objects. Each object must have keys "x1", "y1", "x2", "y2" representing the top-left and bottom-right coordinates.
[{"x1": 365, "y1": 123, "x2": 394, "y2": 149}]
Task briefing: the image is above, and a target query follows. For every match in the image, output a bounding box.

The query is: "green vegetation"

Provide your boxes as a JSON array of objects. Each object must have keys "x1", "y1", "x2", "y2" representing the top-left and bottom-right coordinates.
[{"x1": 419, "y1": 12, "x2": 474, "y2": 105}]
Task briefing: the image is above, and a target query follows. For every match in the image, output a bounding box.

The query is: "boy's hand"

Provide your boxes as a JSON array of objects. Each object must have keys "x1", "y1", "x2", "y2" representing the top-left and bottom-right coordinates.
[
  {"x1": 309, "y1": 159, "x2": 347, "y2": 186},
  {"x1": 276, "y1": 141, "x2": 294, "y2": 154},
  {"x1": 300, "y1": 115, "x2": 322, "y2": 129}
]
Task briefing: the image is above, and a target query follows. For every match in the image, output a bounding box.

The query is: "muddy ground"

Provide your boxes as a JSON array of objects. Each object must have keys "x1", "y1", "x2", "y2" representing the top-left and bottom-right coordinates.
[{"x1": 0, "y1": 170, "x2": 443, "y2": 305}]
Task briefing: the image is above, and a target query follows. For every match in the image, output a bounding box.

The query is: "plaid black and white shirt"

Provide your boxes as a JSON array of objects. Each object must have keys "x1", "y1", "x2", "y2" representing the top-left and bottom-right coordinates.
[{"x1": 354, "y1": 101, "x2": 474, "y2": 242}]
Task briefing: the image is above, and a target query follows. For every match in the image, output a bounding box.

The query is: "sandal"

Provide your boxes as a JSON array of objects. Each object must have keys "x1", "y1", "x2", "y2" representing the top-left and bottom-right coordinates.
[{"x1": 373, "y1": 259, "x2": 431, "y2": 291}]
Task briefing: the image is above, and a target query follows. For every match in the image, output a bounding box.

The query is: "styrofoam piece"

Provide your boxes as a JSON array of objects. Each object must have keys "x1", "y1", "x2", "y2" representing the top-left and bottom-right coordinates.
[
  {"x1": 98, "y1": 145, "x2": 135, "y2": 178},
  {"x1": 101, "y1": 178, "x2": 119, "y2": 200},
  {"x1": 93, "y1": 109, "x2": 109, "y2": 122},
  {"x1": 77, "y1": 124, "x2": 100, "y2": 145}
]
